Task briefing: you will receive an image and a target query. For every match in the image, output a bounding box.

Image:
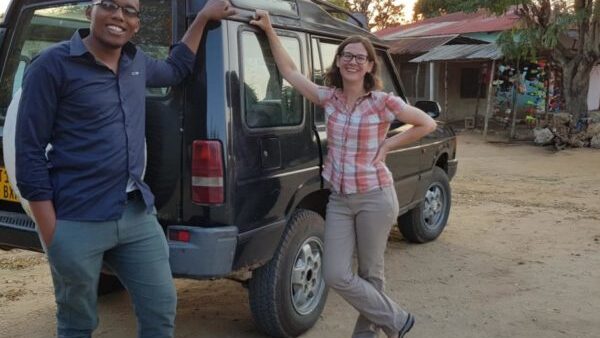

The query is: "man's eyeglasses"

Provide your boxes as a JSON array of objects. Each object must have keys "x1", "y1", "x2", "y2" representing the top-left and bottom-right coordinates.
[
  {"x1": 92, "y1": 0, "x2": 141, "y2": 18},
  {"x1": 340, "y1": 52, "x2": 370, "y2": 65}
]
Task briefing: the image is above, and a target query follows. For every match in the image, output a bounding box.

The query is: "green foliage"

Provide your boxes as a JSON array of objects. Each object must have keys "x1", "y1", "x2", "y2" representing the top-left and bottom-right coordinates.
[
  {"x1": 470, "y1": 0, "x2": 597, "y2": 63},
  {"x1": 335, "y1": 0, "x2": 404, "y2": 31},
  {"x1": 328, "y1": 0, "x2": 349, "y2": 8},
  {"x1": 412, "y1": 0, "x2": 465, "y2": 20}
]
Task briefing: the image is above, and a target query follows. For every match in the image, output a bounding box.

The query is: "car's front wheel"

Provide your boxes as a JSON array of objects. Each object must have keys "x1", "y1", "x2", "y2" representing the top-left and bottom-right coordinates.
[
  {"x1": 398, "y1": 166, "x2": 451, "y2": 243},
  {"x1": 248, "y1": 209, "x2": 328, "y2": 337}
]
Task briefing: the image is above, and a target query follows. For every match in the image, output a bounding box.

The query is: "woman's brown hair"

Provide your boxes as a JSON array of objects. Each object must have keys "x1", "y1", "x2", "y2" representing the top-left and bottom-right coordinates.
[{"x1": 324, "y1": 35, "x2": 383, "y2": 92}]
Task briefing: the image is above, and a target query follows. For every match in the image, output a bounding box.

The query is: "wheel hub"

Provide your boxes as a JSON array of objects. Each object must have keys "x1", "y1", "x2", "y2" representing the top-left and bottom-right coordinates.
[
  {"x1": 290, "y1": 236, "x2": 325, "y2": 315},
  {"x1": 423, "y1": 184, "x2": 445, "y2": 229}
]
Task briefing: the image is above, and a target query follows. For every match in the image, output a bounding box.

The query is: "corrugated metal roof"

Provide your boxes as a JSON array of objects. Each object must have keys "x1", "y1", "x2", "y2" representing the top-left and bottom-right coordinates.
[
  {"x1": 409, "y1": 44, "x2": 503, "y2": 62},
  {"x1": 376, "y1": 9, "x2": 519, "y2": 39},
  {"x1": 389, "y1": 35, "x2": 488, "y2": 55},
  {"x1": 389, "y1": 35, "x2": 457, "y2": 54}
]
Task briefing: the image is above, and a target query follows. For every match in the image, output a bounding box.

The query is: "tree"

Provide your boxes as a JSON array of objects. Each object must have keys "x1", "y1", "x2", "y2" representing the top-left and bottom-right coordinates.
[
  {"x1": 468, "y1": 0, "x2": 600, "y2": 124},
  {"x1": 413, "y1": 0, "x2": 465, "y2": 20},
  {"x1": 328, "y1": 0, "x2": 405, "y2": 31}
]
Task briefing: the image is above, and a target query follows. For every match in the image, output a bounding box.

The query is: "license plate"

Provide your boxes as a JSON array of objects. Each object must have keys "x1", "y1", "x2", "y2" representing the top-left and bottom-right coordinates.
[{"x1": 0, "y1": 167, "x2": 19, "y2": 203}]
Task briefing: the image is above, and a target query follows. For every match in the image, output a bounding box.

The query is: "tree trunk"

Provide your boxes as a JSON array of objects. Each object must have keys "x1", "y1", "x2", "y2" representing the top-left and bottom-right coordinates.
[{"x1": 561, "y1": 57, "x2": 594, "y2": 123}]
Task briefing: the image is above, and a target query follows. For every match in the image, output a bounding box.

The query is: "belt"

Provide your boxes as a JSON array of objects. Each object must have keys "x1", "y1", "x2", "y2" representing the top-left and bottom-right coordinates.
[{"x1": 127, "y1": 190, "x2": 142, "y2": 201}]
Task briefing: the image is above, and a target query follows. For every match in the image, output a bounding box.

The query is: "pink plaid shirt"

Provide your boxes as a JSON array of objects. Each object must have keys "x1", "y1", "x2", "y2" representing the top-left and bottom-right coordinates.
[{"x1": 317, "y1": 86, "x2": 408, "y2": 194}]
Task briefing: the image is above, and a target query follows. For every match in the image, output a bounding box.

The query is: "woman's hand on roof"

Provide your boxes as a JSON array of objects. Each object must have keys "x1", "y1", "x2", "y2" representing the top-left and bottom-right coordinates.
[{"x1": 250, "y1": 10, "x2": 274, "y2": 32}]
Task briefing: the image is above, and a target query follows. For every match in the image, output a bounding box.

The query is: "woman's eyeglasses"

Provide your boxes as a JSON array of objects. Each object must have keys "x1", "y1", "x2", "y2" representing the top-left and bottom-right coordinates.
[
  {"x1": 340, "y1": 52, "x2": 370, "y2": 64},
  {"x1": 92, "y1": 0, "x2": 141, "y2": 18}
]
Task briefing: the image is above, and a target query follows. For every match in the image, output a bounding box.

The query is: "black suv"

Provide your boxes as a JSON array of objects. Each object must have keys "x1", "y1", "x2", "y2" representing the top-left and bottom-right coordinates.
[{"x1": 0, "y1": 0, "x2": 457, "y2": 337}]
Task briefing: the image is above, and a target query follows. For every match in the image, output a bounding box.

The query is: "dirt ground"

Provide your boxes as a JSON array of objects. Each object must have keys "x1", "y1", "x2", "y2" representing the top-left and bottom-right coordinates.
[{"x1": 1, "y1": 132, "x2": 599, "y2": 338}]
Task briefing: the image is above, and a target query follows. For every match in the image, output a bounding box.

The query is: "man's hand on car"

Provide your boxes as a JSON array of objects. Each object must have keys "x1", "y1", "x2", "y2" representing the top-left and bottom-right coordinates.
[{"x1": 199, "y1": 0, "x2": 237, "y2": 21}]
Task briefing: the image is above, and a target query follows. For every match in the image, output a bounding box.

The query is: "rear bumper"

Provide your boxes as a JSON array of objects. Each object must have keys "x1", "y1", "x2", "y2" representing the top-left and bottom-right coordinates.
[
  {"x1": 0, "y1": 211, "x2": 42, "y2": 252},
  {"x1": 0, "y1": 211, "x2": 240, "y2": 279},
  {"x1": 447, "y1": 159, "x2": 458, "y2": 180},
  {"x1": 167, "y1": 225, "x2": 238, "y2": 279}
]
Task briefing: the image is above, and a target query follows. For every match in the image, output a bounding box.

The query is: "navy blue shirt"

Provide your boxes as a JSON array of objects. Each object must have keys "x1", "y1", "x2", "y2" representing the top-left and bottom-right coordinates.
[{"x1": 15, "y1": 29, "x2": 195, "y2": 221}]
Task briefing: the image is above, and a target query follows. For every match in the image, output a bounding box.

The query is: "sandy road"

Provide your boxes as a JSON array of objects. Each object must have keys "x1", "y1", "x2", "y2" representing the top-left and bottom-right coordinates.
[{"x1": 1, "y1": 132, "x2": 599, "y2": 338}]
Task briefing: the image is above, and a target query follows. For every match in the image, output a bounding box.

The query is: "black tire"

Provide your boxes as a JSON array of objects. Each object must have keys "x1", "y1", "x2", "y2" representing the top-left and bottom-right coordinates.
[
  {"x1": 144, "y1": 101, "x2": 180, "y2": 209},
  {"x1": 97, "y1": 273, "x2": 124, "y2": 296},
  {"x1": 248, "y1": 209, "x2": 328, "y2": 338},
  {"x1": 399, "y1": 166, "x2": 451, "y2": 243}
]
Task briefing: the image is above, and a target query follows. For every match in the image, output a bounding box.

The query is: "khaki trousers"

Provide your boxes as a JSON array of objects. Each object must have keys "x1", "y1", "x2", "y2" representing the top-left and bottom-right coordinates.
[{"x1": 323, "y1": 186, "x2": 408, "y2": 338}]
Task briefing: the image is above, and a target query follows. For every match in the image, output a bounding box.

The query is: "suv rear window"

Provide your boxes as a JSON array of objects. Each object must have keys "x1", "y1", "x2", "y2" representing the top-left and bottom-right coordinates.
[{"x1": 241, "y1": 31, "x2": 303, "y2": 129}]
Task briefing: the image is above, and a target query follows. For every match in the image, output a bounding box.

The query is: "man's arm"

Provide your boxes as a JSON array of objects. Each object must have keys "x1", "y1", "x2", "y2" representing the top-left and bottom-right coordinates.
[
  {"x1": 15, "y1": 56, "x2": 59, "y2": 246},
  {"x1": 181, "y1": 0, "x2": 237, "y2": 54}
]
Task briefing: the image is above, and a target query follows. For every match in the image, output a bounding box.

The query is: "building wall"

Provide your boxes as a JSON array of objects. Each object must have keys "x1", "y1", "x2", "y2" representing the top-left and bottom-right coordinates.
[
  {"x1": 588, "y1": 65, "x2": 600, "y2": 111},
  {"x1": 397, "y1": 59, "x2": 495, "y2": 123},
  {"x1": 393, "y1": 54, "x2": 429, "y2": 103},
  {"x1": 434, "y1": 62, "x2": 490, "y2": 122}
]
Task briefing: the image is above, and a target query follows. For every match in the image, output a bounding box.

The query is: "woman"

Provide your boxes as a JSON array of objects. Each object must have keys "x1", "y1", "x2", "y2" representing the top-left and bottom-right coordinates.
[{"x1": 251, "y1": 10, "x2": 436, "y2": 338}]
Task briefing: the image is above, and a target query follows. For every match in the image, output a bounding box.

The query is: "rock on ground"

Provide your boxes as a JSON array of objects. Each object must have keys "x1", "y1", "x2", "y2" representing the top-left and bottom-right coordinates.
[{"x1": 533, "y1": 127, "x2": 554, "y2": 145}]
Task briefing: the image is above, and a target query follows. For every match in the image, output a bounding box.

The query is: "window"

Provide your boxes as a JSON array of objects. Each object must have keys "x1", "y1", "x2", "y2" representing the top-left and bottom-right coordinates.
[
  {"x1": 241, "y1": 31, "x2": 303, "y2": 128},
  {"x1": 319, "y1": 42, "x2": 338, "y2": 73},
  {"x1": 0, "y1": 1, "x2": 10, "y2": 24},
  {"x1": 377, "y1": 51, "x2": 399, "y2": 96},
  {"x1": 312, "y1": 40, "x2": 339, "y2": 125},
  {"x1": 460, "y1": 68, "x2": 486, "y2": 98},
  {"x1": 311, "y1": 38, "x2": 325, "y2": 124},
  {"x1": 311, "y1": 38, "x2": 323, "y2": 85},
  {"x1": 0, "y1": 2, "x2": 90, "y2": 122},
  {"x1": 400, "y1": 63, "x2": 426, "y2": 98},
  {"x1": 0, "y1": 1, "x2": 173, "y2": 123}
]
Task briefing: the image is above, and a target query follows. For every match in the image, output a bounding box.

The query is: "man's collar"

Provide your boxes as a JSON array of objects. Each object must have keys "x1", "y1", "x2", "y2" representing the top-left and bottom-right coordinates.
[{"x1": 69, "y1": 29, "x2": 137, "y2": 58}]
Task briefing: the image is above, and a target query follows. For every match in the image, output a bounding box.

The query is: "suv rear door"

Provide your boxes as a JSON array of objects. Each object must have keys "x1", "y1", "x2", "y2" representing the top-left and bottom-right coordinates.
[{"x1": 227, "y1": 23, "x2": 321, "y2": 232}]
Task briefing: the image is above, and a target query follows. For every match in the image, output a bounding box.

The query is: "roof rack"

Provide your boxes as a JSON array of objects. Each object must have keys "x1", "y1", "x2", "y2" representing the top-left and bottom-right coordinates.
[{"x1": 309, "y1": 0, "x2": 366, "y2": 29}]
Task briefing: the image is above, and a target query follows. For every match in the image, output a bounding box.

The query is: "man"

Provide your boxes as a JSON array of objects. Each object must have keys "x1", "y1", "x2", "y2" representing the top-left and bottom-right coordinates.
[{"x1": 15, "y1": 0, "x2": 236, "y2": 337}]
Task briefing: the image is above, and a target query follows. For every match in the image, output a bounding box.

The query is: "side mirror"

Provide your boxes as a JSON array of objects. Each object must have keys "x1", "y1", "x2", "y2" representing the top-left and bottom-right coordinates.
[{"x1": 415, "y1": 100, "x2": 441, "y2": 119}]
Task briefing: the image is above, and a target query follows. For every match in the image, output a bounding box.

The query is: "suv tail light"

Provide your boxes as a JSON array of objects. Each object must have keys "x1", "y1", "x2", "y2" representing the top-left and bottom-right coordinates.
[{"x1": 191, "y1": 140, "x2": 224, "y2": 204}]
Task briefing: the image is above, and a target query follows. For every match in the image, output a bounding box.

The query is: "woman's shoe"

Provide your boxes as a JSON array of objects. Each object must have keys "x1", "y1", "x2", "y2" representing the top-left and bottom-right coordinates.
[{"x1": 398, "y1": 313, "x2": 415, "y2": 338}]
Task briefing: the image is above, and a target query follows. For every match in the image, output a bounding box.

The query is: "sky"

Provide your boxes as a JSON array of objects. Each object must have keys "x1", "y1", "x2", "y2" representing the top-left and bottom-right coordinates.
[
  {"x1": 399, "y1": 0, "x2": 417, "y2": 22},
  {"x1": 0, "y1": 0, "x2": 9, "y2": 17}
]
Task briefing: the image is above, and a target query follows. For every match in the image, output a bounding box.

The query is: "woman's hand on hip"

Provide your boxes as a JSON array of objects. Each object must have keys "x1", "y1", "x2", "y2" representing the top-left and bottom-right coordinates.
[{"x1": 373, "y1": 140, "x2": 390, "y2": 164}]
